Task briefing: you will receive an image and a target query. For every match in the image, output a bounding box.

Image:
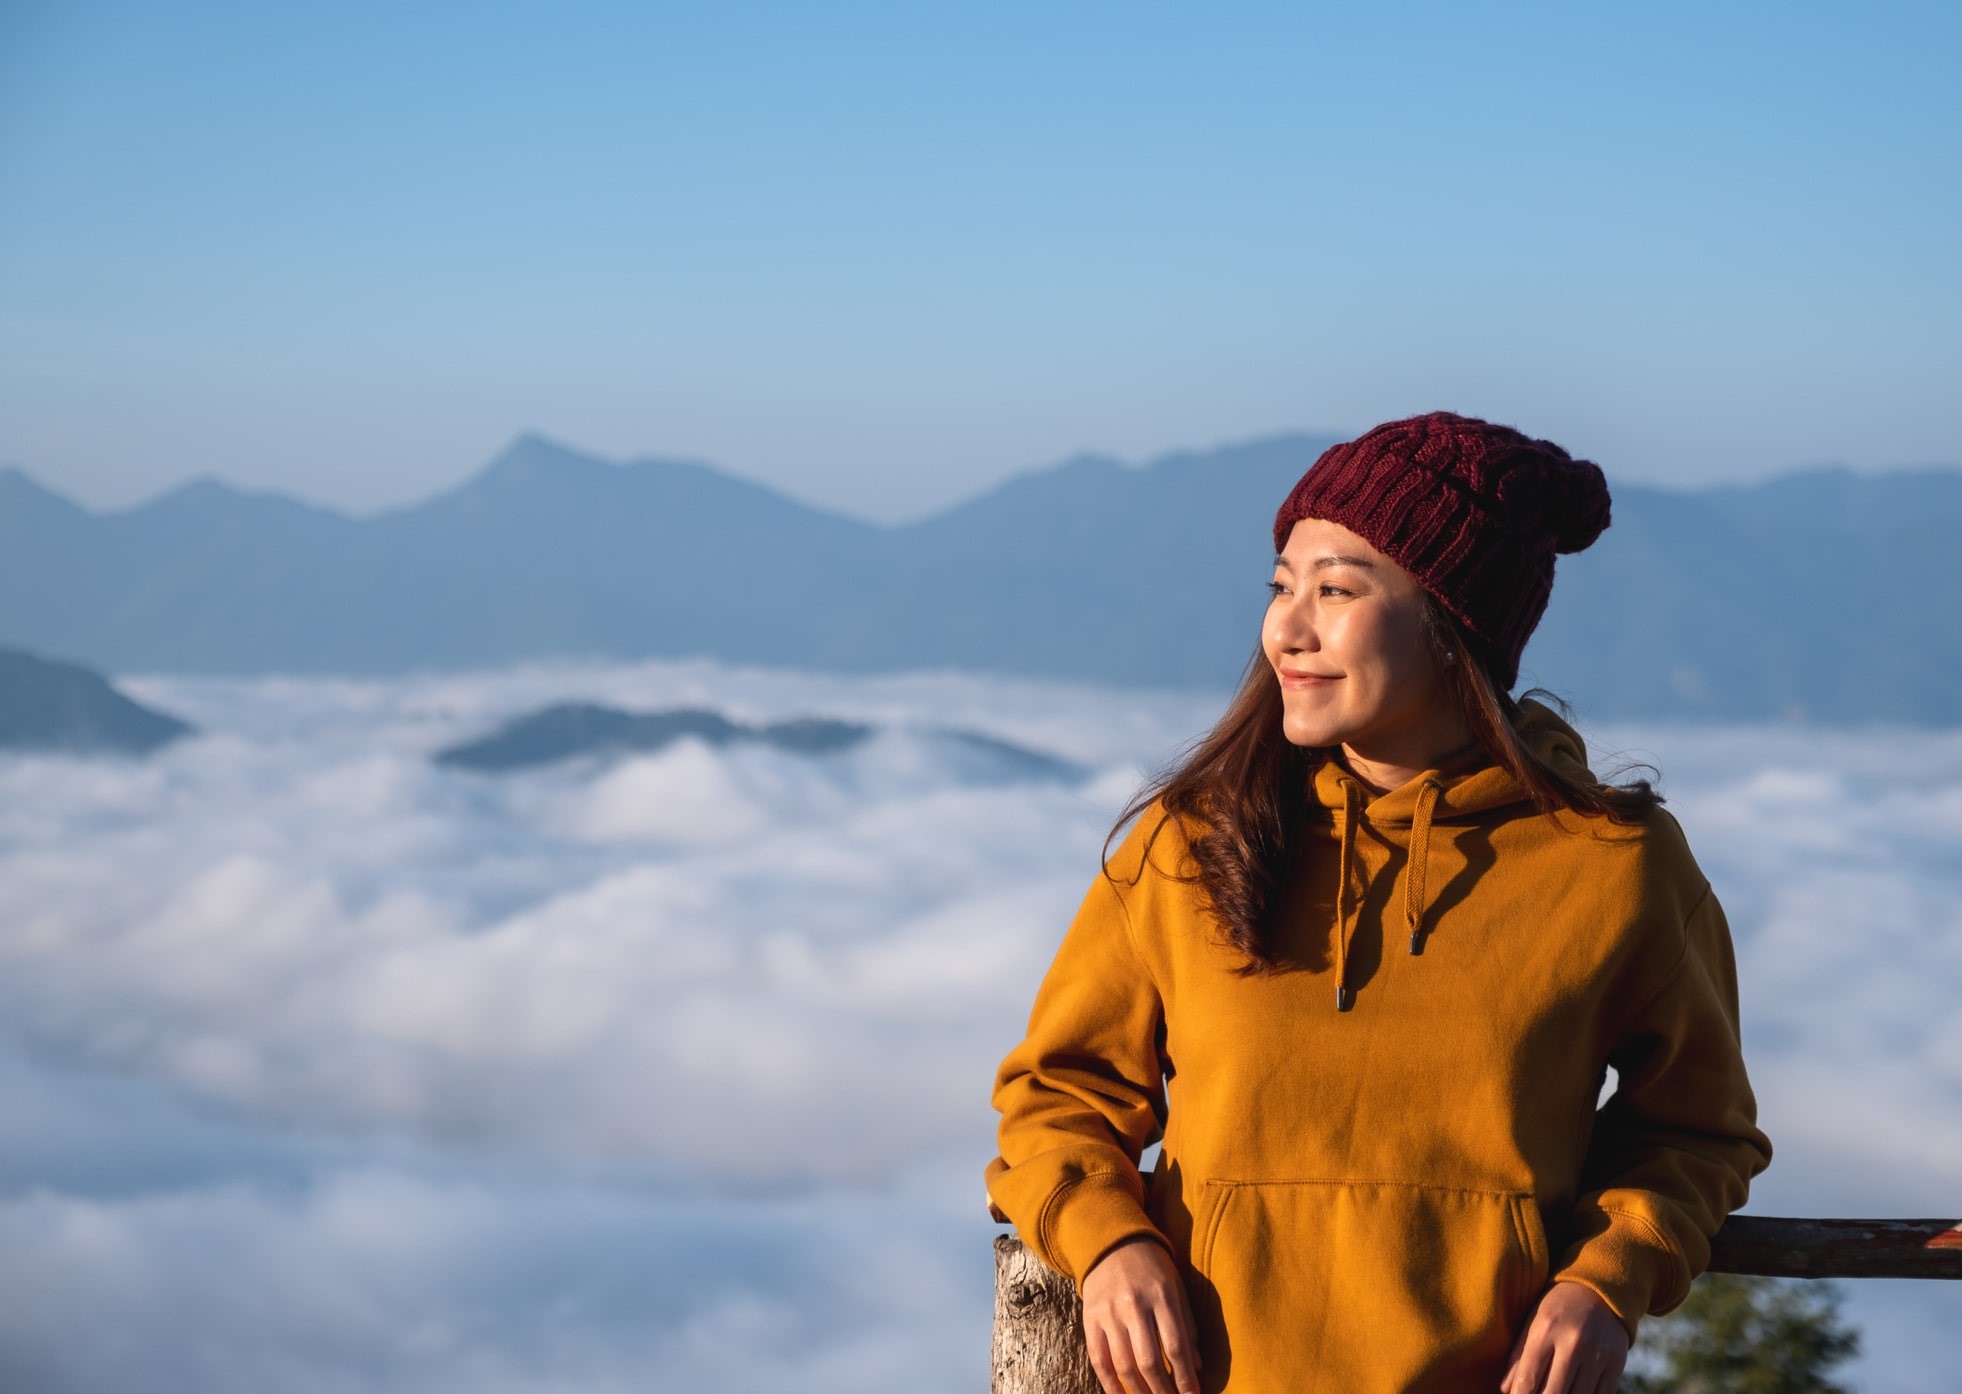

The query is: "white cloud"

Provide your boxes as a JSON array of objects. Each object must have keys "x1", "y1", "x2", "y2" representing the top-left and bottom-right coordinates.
[
  {"x1": 0, "y1": 1164, "x2": 987, "y2": 1394},
  {"x1": 0, "y1": 665, "x2": 1956, "y2": 1391}
]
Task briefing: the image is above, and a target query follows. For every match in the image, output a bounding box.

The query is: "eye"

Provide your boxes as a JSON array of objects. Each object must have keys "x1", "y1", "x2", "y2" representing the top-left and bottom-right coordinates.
[
  {"x1": 1265, "y1": 580, "x2": 1289, "y2": 599},
  {"x1": 1319, "y1": 583, "x2": 1354, "y2": 598}
]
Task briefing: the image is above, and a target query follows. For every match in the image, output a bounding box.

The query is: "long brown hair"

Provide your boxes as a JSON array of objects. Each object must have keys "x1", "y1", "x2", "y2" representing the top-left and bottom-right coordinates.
[{"x1": 1104, "y1": 597, "x2": 1660, "y2": 975}]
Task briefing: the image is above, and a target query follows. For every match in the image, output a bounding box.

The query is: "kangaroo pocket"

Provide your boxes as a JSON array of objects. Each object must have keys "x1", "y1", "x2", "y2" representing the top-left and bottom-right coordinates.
[{"x1": 1187, "y1": 1178, "x2": 1549, "y2": 1394}]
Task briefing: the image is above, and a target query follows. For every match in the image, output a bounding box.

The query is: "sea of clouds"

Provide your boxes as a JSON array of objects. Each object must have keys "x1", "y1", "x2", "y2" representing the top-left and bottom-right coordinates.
[{"x1": 1, "y1": 658, "x2": 1956, "y2": 1392}]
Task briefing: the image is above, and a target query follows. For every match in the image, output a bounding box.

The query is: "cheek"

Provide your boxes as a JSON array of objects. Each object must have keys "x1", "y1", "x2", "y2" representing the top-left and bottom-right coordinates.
[
  {"x1": 1378, "y1": 620, "x2": 1442, "y2": 692},
  {"x1": 1327, "y1": 608, "x2": 1390, "y2": 668},
  {"x1": 1337, "y1": 607, "x2": 1433, "y2": 687}
]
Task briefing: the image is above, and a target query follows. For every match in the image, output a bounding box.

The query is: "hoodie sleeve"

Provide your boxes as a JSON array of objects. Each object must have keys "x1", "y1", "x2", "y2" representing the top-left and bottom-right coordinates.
[
  {"x1": 984, "y1": 844, "x2": 1171, "y2": 1284},
  {"x1": 1550, "y1": 882, "x2": 1773, "y2": 1337}
]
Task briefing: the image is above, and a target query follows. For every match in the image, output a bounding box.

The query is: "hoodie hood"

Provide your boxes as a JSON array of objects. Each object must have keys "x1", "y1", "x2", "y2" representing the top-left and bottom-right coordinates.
[
  {"x1": 1309, "y1": 698, "x2": 1597, "y2": 1010},
  {"x1": 1309, "y1": 697, "x2": 1596, "y2": 826}
]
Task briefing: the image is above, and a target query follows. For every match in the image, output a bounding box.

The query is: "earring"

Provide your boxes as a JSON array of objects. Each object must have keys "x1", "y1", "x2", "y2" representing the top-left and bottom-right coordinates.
[{"x1": 1443, "y1": 649, "x2": 1456, "y2": 662}]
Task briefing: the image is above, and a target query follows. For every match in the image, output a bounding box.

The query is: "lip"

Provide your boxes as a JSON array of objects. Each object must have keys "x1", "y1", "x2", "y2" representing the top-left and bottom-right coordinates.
[{"x1": 1279, "y1": 669, "x2": 1340, "y2": 686}]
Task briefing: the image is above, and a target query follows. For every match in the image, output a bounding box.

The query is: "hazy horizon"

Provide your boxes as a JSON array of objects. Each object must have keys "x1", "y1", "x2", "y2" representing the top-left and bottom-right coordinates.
[{"x1": 8, "y1": 426, "x2": 1961, "y2": 529}]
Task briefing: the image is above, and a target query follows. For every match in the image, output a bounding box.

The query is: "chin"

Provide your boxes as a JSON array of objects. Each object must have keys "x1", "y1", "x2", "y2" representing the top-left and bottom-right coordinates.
[{"x1": 1279, "y1": 714, "x2": 1341, "y2": 749}]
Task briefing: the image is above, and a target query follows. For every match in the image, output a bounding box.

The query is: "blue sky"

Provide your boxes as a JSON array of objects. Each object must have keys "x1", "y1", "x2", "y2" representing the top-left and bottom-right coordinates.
[{"x1": 2, "y1": 1, "x2": 1957, "y2": 521}]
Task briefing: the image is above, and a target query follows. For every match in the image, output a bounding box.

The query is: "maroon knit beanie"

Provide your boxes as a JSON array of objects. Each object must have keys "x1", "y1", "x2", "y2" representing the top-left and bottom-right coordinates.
[{"x1": 1271, "y1": 411, "x2": 1611, "y2": 691}]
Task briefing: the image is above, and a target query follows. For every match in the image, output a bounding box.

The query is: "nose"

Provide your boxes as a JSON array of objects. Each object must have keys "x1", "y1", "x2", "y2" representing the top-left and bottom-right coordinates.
[{"x1": 1267, "y1": 590, "x2": 1318, "y2": 654}]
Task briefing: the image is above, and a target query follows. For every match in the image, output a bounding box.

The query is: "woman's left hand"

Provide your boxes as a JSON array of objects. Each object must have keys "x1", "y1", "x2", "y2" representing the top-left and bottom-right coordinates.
[{"x1": 1499, "y1": 1280, "x2": 1630, "y2": 1394}]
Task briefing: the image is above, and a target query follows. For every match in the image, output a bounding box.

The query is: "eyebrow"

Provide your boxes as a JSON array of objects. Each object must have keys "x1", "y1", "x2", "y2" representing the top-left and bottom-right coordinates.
[{"x1": 1273, "y1": 553, "x2": 1380, "y2": 571}]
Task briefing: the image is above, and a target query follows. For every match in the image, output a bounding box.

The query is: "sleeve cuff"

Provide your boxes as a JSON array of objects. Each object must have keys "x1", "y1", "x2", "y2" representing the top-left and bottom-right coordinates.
[
  {"x1": 1038, "y1": 1169, "x2": 1165, "y2": 1284},
  {"x1": 1550, "y1": 1207, "x2": 1690, "y2": 1342}
]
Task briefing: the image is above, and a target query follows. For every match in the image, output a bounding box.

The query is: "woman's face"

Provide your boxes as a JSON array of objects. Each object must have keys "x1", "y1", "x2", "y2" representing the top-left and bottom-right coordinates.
[{"x1": 1264, "y1": 517, "x2": 1458, "y2": 761}]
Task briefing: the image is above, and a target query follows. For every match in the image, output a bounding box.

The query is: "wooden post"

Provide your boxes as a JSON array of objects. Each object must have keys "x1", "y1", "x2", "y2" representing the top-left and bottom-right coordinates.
[
  {"x1": 991, "y1": 1217, "x2": 1962, "y2": 1393},
  {"x1": 992, "y1": 1234, "x2": 1101, "y2": 1394}
]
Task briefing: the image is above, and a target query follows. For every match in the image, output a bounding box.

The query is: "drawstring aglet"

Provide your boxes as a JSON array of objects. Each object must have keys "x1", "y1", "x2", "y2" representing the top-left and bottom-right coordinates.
[
  {"x1": 1335, "y1": 985, "x2": 1354, "y2": 1012},
  {"x1": 1408, "y1": 929, "x2": 1426, "y2": 956}
]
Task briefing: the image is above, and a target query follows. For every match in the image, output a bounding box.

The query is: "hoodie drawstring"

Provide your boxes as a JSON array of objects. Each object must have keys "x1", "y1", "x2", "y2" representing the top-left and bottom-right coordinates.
[
  {"x1": 1333, "y1": 778, "x2": 1360, "y2": 1012},
  {"x1": 1332, "y1": 775, "x2": 1445, "y2": 1011},
  {"x1": 1406, "y1": 779, "x2": 1443, "y2": 956}
]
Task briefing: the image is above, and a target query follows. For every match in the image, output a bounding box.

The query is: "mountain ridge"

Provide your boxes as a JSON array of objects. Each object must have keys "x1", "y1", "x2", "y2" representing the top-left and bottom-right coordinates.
[
  {"x1": 7, "y1": 433, "x2": 1956, "y2": 532},
  {"x1": 3, "y1": 434, "x2": 1958, "y2": 723}
]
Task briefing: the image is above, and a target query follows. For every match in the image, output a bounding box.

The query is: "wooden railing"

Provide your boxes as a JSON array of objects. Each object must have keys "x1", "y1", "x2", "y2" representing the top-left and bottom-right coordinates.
[{"x1": 990, "y1": 1218, "x2": 1962, "y2": 1394}]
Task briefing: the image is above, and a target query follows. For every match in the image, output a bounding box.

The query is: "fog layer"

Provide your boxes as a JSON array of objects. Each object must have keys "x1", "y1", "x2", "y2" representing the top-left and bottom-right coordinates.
[{"x1": 1, "y1": 661, "x2": 1954, "y2": 1391}]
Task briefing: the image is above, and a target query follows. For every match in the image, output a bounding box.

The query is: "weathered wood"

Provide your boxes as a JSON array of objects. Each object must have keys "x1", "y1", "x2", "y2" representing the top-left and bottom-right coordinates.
[
  {"x1": 991, "y1": 1217, "x2": 1962, "y2": 1390},
  {"x1": 1708, "y1": 1215, "x2": 1962, "y2": 1279},
  {"x1": 992, "y1": 1234, "x2": 1100, "y2": 1394}
]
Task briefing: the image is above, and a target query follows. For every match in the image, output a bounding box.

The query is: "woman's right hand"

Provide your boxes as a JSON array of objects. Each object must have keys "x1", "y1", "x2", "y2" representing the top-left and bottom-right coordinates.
[{"x1": 1078, "y1": 1235, "x2": 1203, "y2": 1394}]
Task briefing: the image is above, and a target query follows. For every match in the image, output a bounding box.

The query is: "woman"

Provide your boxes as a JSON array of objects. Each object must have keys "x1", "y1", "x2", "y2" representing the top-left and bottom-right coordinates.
[{"x1": 984, "y1": 412, "x2": 1771, "y2": 1394}]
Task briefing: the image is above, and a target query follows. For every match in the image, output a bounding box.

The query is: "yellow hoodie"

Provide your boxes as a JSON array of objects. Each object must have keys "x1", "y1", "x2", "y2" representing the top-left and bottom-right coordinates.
[{"x1": 984, "y1": 700, "x2": 1770, "y2": 1394}]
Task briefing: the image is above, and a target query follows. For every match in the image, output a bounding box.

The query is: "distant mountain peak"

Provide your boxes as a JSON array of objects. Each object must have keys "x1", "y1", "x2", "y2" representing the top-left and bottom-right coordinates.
[
  {"x1": 468, "y1": 434, "x2": 725, "y2": 497},
  {"x1": 0, "y1": 465, "x2": 89, "y2": 520},
  {"x1": 141, "y1": 475, "x2": 247, "y2": 507},
  {"x1": 0, "y1": 646, "x2": 194, "y2": 754},
  {"x1": 426, "y1": 432, "x2": 877, "y2": 535},
  {"x1": 0, "y1": 467, "x2": 81, "y2": 506},
  {"x1": 431, "y1": 699, "x2": 1086, "y2": 783},
  {"x1": 480, "y1": 432, "x2": 608, "y2": 483},
  {"x1": 124, "y1": 475, "x2": 350, "y2": 525}
]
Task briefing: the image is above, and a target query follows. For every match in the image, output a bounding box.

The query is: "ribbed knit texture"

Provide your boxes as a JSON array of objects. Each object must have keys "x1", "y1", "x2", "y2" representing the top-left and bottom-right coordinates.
[{"x1": 1271, "y1": 411, "x2": 1612, "y2": 690}]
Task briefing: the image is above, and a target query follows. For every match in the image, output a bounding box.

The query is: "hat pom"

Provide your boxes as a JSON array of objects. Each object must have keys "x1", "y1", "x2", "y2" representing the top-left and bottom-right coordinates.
[
  {"x1": 1544, "y1": 454, "x2": 1612, "y2": 554},
  {"x1": 1488, "y1": 428, "x2": 1613, "y2": 554}
]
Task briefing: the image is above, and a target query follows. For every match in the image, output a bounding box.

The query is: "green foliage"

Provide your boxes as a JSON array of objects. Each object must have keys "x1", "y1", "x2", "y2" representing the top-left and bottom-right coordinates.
[{"x1": 1622, "y1": 1273, "x2": 1860, "y2": 1394}]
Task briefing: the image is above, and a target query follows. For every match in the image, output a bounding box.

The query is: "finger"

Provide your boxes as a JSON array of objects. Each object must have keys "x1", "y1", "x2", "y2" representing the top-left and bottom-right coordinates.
[
  {"x1": 1123, "y1": 1308, "x2": 1177, "y2": 1394},
  {"x1": 1085, "y1": 1322, "x2": 1127, "y2": 1394},
  {"x1": 1167, "y1": 1276, "x2": 1203, "y2": 1367},
  {"x1": 1588, "y1": 1353, "x2": 1625, "y2": 1394},
  {"x1": 1509, "y1": 1319, "x2": 1555, "y2": 1394},
  {"x1": 1498, "y1": 1329, "x2": 1528, "y2": 1394},
  {"x1": 1100, "y1": 1313, "x2": 1148, "y2": 1394},
  {"x1": 1540, "y1": 1341, "x2": 1581, "y2": 1394},
  {"x1": 1150, "y1": 1297, "x2": 1203, "y2": 1394}
]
